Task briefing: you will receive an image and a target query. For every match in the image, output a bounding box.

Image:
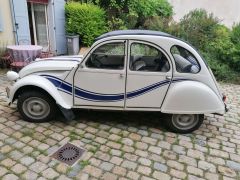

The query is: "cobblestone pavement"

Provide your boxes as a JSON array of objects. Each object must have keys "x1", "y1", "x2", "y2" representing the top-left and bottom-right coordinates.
[{"x1": 0, "y1": 69, "x2": 240, "y2": 180}]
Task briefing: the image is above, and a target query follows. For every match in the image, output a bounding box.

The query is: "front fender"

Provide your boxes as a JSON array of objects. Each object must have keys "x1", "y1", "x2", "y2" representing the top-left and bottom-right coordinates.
[
  {"x1": 161, "y1": 81, "x2": 225, "y2": 114},
  {"x1": 8, "y1": 75, "x2": 71, "y2": 109}
]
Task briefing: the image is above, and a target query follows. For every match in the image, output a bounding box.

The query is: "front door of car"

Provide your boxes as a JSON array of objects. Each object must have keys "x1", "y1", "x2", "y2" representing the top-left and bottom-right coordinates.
[
  {"x1": 74, "y1": 40, "x2": 127, "y2": 107},
  {"x1": 125, "y1": 41, "x2": 172, "y2": 108}
]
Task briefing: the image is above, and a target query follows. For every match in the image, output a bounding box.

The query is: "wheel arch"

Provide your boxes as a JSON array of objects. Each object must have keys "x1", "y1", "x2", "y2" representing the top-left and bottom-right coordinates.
[
  {"x1": 161, "y1": 80, "x2": 225, "y2": 114},
  {"x1": 9, "y1": 75, "x2": 71, "y2": 109}
]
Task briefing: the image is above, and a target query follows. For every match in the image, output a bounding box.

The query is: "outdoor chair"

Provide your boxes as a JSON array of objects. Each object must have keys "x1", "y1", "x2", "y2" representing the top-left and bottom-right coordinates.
[
  {"x1": 0, "y1": 52, "x2": 11, "y2": 68},
  {"x1": 9, "y1": 56, "x2": 32, "y2": 72},
  {"x1": 39, "y1": 51, "x2": 55, "y2": 58}
]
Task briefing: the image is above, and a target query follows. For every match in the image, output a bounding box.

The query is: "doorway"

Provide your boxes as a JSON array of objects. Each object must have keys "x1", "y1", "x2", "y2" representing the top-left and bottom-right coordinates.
[{"x1": 27, "y1": 2, "x2": 49, "y2": 50}]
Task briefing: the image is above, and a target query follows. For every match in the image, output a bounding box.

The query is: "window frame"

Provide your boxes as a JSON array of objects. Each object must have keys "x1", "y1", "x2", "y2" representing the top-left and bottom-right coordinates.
[
  {"x1": 84, "y1": 40, "x2": 126, "y2": 70},
  {"x1": 170, "y1": 45, "x2": 201, "y2": 74},
  {"x1": 129, "y1": 41, "x2": 171, "y2": 73}
]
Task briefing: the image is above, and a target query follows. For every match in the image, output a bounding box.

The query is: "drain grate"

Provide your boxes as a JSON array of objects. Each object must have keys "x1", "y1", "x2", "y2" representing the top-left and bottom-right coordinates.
[{"x1": 51, "y1": 143, "x2": 85, "y2": 166}]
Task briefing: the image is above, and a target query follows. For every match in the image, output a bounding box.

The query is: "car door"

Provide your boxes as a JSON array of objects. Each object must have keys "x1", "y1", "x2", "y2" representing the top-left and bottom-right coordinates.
[
  {"x1": 125, "y1": 41, "x2": 172, "y2": 108},
  {"x1": 74, "y1": 40, "x2": 127, "y2": 107}
]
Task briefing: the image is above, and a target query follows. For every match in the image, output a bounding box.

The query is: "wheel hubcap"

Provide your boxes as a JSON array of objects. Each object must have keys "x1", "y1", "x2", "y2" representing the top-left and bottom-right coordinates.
[
  {"x1": 172, "y1": 114, "x2": 199, "y2": 130},
  {"x1": 22, "y1": 97, "x2": 50, "y2": 120}
]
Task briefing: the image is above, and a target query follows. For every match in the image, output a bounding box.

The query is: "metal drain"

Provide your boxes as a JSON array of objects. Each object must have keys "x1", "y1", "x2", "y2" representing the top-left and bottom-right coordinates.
[{"x1": 51, "y1": 143, "x2": 85, "y2": 166}]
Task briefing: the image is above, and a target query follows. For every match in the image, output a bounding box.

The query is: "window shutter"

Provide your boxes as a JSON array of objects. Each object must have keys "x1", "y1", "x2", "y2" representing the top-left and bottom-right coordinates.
[{"x1": 0, "y1": 11, "x2": 3, "y2": 32}]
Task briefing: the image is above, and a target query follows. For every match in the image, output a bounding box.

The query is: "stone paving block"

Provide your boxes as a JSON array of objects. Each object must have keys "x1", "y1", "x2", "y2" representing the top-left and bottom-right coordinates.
[
  {"x1": 102, "y1": 172, "x2": 118, "y2": 180},
  {"x1": 1, "y1": 158, "x2": 16, "y2": 168},
  {"x1": 82, "y1": 165, "x2": 102, "y2": 178},
  {"x1": 110, "y1": 156, "x2": 123, "y2": 165},
  {"x1": 99, "y1": 162, "x2": 114, "y2": 171},
  {"x1": 121, "y1": 160, "x2": 137, "y2": 170},
  {"x1": 2, "y1": 174, "x2": 19, "y2": 180},
  {"x1": 41, "y1": 168, "x2": 59, "y2": 179},
  {"x1": 170, "y1": 169, "x2": 187, "y2": 179},
  {"x1": 21, "y1": 170, "x2": 38, "y2": 180},
  {"x1": 11, "y1": 163, "x2": 27, "y2": 174},
  {"x1": 127, "y1": 171, "x2": 140, "y2": 180},
  {"x1": 152, "y1": 171, "x2": 171, "y2": 180},
  {"x1": 137, "y1": 165, "x2": 152, "y2": 176},
  {"x1": 112, "y1": 166, "x2": 127, "y2": 176},
  {"x1": 0, "y1": 166, "x2": 8, "y2": 176},
  {"x1": 153, "y1": 162, "x2": 168, "y2": 172},
  {"x1": 29, "y1": 161, "x2": 48, "y2": 173},
  {"x1": 198, "y1": 160, "x2": 216, "y2": 173}
]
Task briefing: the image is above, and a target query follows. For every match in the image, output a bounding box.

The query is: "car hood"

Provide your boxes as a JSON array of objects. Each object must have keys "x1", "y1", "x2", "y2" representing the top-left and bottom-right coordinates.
[{"x1": 19, "y1": 55, "x2": 83, "y2": 78}]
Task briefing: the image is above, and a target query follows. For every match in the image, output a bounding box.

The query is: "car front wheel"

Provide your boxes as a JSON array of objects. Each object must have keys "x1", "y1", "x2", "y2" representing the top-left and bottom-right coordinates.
[
  {"x1": 165, "y1": 114, "x2": 204, "y2": 134},
  {"x1": 17, "y1": 91, "x2": 57, "y2": 123}
]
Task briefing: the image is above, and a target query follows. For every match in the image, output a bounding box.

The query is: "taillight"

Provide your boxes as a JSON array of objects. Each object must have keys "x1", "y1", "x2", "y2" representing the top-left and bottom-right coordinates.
[{"x1": 223, "y1": 95, "x2": 227, "y2": 102}]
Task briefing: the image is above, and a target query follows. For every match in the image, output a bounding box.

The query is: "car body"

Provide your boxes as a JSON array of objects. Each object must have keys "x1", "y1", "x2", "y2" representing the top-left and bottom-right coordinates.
[{"x1": 6, "y1": 30, "x2": 227, "y2": 133}]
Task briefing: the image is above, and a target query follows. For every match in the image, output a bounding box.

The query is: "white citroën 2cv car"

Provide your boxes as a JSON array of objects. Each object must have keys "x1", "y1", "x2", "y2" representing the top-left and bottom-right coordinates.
[{"x1": 6, "y1": 30, "x2": 227, "y2": 133}]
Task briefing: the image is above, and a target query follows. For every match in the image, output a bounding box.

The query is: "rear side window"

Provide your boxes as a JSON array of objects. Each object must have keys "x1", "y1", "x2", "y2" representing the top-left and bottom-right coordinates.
[{"x1": 171, "y1": 45, "x2": 200, "y2": 73}]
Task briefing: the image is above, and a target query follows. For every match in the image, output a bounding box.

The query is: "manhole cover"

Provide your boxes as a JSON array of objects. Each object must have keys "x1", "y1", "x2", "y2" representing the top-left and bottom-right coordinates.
[{"x1": 51, "y1": 143, "x2": 85, "y2": 166}]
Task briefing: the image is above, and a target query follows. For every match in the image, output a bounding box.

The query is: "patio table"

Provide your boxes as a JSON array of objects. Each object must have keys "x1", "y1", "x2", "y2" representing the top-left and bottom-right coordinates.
[{"x1": 7, "y1": 45, "x2": 42, "y2": 62}]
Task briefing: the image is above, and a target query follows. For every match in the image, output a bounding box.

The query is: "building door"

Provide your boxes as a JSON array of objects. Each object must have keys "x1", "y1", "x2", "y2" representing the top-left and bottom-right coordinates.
[
  {"x1": 11, "y1": 0, "x2": 31, "y2": 45},
  {"x1": 28, "y1": 2, "x2": 49, "y2": 50}
]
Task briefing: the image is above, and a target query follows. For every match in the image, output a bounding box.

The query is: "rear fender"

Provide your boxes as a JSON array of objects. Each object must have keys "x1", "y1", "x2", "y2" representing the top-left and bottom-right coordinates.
[
  {"x1": 9, "y1": 75, "x2": 71, "y2": 109},
  {"x1": 161, "y1": 80, "x2": 225, "y2": 114}
]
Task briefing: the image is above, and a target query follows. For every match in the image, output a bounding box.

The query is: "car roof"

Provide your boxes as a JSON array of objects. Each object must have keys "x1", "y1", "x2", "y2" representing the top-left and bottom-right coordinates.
[{"x1": 95, "y1": 30, "x2": 173, "y2": 41}]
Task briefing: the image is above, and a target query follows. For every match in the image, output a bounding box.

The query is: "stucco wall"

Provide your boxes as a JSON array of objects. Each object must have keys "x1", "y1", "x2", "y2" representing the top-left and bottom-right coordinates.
[
  {"x1": 168, "y1": 0, "x2": 240, "y2": 28},
  {"x1": 0, "y1": 0, "x2": 15, "y2": 47}
]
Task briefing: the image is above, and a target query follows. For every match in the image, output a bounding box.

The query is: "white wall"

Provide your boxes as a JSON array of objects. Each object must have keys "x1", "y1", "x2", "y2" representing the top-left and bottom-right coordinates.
[
  {"x1": 0, "y1": 0, "x2": 15, "y2": 45},
  {"x1": 168, "y1": 0, "x2": 240, "y2": 28}
]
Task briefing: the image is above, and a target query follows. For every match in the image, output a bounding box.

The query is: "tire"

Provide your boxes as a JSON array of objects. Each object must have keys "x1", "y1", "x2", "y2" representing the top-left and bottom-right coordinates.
[
  {"x1": 17, "y1": 91, "x2": 57, "y2": 123},
  {"x1": 164, "y1": 114, "x2": 204, "y2": 134}
]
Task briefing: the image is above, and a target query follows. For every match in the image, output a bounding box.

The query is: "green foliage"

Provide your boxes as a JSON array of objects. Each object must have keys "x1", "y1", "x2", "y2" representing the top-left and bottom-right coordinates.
[
  {"x1": 143, "y1": 16, "x2": 171, "y2": 31},
  {"x1": 162, "y1": 9, "x2": 240, "y2": 83},
  {"x1": 65, "y1": 2, "x2": 108, "y2": 46},
  {"x1": 129, "y1": 0, "x2": 173, "y2": 18},
  {"x1": 83, "y1": 0, "x2": 173, "y2": 30},
  {"x1": 177, "y1": 9, "x2": 219, "y2": 50},
  {"x1": 107, "y1": 17, "x2": 127, "y2": 31}
]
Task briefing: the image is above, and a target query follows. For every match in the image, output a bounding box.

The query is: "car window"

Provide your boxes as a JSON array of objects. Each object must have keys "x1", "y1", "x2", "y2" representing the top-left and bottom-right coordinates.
[
  {"x1": 130, "y1": 43, "x2": 170, "y2": 72},
  {"x1": 86, "y1": 42, "x2": 125, "y2": 69},
  {"x1": 171, "y1": 45, "x2": 200, "y2": 73}
]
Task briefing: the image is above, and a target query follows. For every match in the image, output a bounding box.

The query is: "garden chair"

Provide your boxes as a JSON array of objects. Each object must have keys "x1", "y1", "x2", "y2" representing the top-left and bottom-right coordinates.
[
  {"x1": 0, "y1": 52, "x2": 11, "y2": 68},
  {"x1": 9, "y1": 56, "x2": 32, "y2": 72},
  {"x1": 39, "y1": 51, "x2": 55, "y2": 58}
]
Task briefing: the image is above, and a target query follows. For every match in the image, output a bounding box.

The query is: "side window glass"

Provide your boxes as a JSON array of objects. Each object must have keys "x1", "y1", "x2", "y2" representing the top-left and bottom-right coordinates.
[
  {"x1": 130, "y1": 43, "x2": 170, "y2": 72},
  {"x1": 86, "y1": 42, "x2": 125, "y2": 69},
  {"x1": 171, "y1": 45, "x2": 200, "y2": 73}
]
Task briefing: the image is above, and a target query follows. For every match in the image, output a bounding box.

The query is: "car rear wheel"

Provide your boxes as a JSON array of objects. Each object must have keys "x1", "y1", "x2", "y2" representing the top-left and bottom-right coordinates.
[
  {"x1": 165, "y1": 114, "x2": 204, "y2": 133},
  {"x1": 17, "y1": 91, "x2": 57, "y2": 123}
]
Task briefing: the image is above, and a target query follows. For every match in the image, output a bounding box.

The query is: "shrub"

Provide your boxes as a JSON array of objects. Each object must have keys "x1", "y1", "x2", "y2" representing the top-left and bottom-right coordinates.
[
  {"x1": 129, "y1": 0, "x2": 173, "y2": 28},
  {"x1": 65, "y1": 2, "x2": 108, "y2": 46},
  {"x1": 230, "y1": 23, "x2": 240, "y2": 72},
  {"x1": 177, "y1": 9, "x2": 219, "y2": 50}
]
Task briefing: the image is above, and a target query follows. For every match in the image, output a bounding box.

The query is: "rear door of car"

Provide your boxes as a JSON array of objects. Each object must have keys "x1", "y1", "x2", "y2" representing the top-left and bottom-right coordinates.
[{"x1": 125, "y1": 40, "x2": 172, "y2": 108}]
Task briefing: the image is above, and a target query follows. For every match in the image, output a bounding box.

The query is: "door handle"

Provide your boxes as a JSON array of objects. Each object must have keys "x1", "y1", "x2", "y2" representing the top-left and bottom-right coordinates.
[
  {"x1": 166, "y1": 76, "x2": 172, "y2": 80},
  {"x1": 119, "y1": 74, "x2": 124, "y2": 78}
]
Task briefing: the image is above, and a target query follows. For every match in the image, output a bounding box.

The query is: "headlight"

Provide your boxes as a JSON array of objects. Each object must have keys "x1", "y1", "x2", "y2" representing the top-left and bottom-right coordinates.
[{"x1": 6, "y1": 71, "x2": 19, "y2": 81}]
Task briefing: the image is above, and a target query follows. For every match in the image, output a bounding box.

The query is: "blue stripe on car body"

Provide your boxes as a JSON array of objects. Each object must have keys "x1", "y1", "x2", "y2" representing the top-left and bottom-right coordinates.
[{"x1": 41, "y1": 75, "x2": 189, "y2": 102}]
